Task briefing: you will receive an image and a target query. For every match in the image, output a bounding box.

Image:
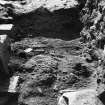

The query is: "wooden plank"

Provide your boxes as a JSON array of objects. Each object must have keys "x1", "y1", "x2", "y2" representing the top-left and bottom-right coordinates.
[{"x1": 0, "y1": 24, "x2": 13, "y2": 30}]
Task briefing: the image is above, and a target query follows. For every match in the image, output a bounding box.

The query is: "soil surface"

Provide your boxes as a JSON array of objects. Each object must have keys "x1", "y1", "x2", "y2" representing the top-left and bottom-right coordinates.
[
  {"x1": 8, "y1": 37, "x2": 104, "y2": 105},
  {"x1": 0, "y1": 0, "x2": 105, "y2": 105}
]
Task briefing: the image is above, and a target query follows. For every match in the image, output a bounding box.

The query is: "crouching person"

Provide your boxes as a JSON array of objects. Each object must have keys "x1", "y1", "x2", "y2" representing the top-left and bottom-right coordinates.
[{"x1": 0, "y1": 24, "x2": 18, "y2": 105}]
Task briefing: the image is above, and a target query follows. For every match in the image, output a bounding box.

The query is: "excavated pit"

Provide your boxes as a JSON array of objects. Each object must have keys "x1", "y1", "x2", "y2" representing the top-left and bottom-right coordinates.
[
  {"x1": 10, "y1": 7, "x2": 83, "y2": 40},
  {"x1": 2, "y1": 0, "x2": 103, "y2": 105}
]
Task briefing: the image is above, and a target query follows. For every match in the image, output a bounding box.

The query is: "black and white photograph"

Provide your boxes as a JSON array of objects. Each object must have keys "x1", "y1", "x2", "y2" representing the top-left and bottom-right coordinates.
[{"x1": 0, "y1": 0, "x2": 105, "y2": 105}]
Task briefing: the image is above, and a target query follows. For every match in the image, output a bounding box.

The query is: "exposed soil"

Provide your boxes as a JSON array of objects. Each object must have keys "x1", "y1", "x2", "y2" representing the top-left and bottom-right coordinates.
[
  {"x1": 1, "y1": 0, "x2": 105, "y2": 105},
  {"x1": 8, "y1": 37, "x2": 100, "y2": 105}
]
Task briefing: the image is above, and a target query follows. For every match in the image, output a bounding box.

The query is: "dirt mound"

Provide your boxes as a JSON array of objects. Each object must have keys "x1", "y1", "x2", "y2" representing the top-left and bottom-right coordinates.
[{"x1": 8, "y1": 37, "x2": 100, "y2": 105}]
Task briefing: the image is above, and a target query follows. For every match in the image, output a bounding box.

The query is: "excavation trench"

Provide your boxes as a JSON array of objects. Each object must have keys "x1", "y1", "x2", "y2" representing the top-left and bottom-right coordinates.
[
  {"x1": 9, "y1": 7, "x2": 83, "y2": 40},
  {"x1": 0, "y1": 2, "x2": 84, "y2": 105}
]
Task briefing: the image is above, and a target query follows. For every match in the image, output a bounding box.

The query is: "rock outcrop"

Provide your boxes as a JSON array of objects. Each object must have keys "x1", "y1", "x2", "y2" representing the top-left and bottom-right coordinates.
[
  {"x1": 80, "y1": 0, "x2": 105, "y2": 101},
  {"x1": 80, "y1": 0, "x2": 105, "y2": 48}
]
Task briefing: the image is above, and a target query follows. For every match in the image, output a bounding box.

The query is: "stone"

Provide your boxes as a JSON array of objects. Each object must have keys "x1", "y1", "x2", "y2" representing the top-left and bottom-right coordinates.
[
  {"x1": 58, "y1": 89, "x2": 103, "y2": 105},
  {"x1": 8, "y1": 76, "x2": 19, "y2": 93},
  {"x1": 24, "y1": 48, "x2": 33, "y2": 53}
]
